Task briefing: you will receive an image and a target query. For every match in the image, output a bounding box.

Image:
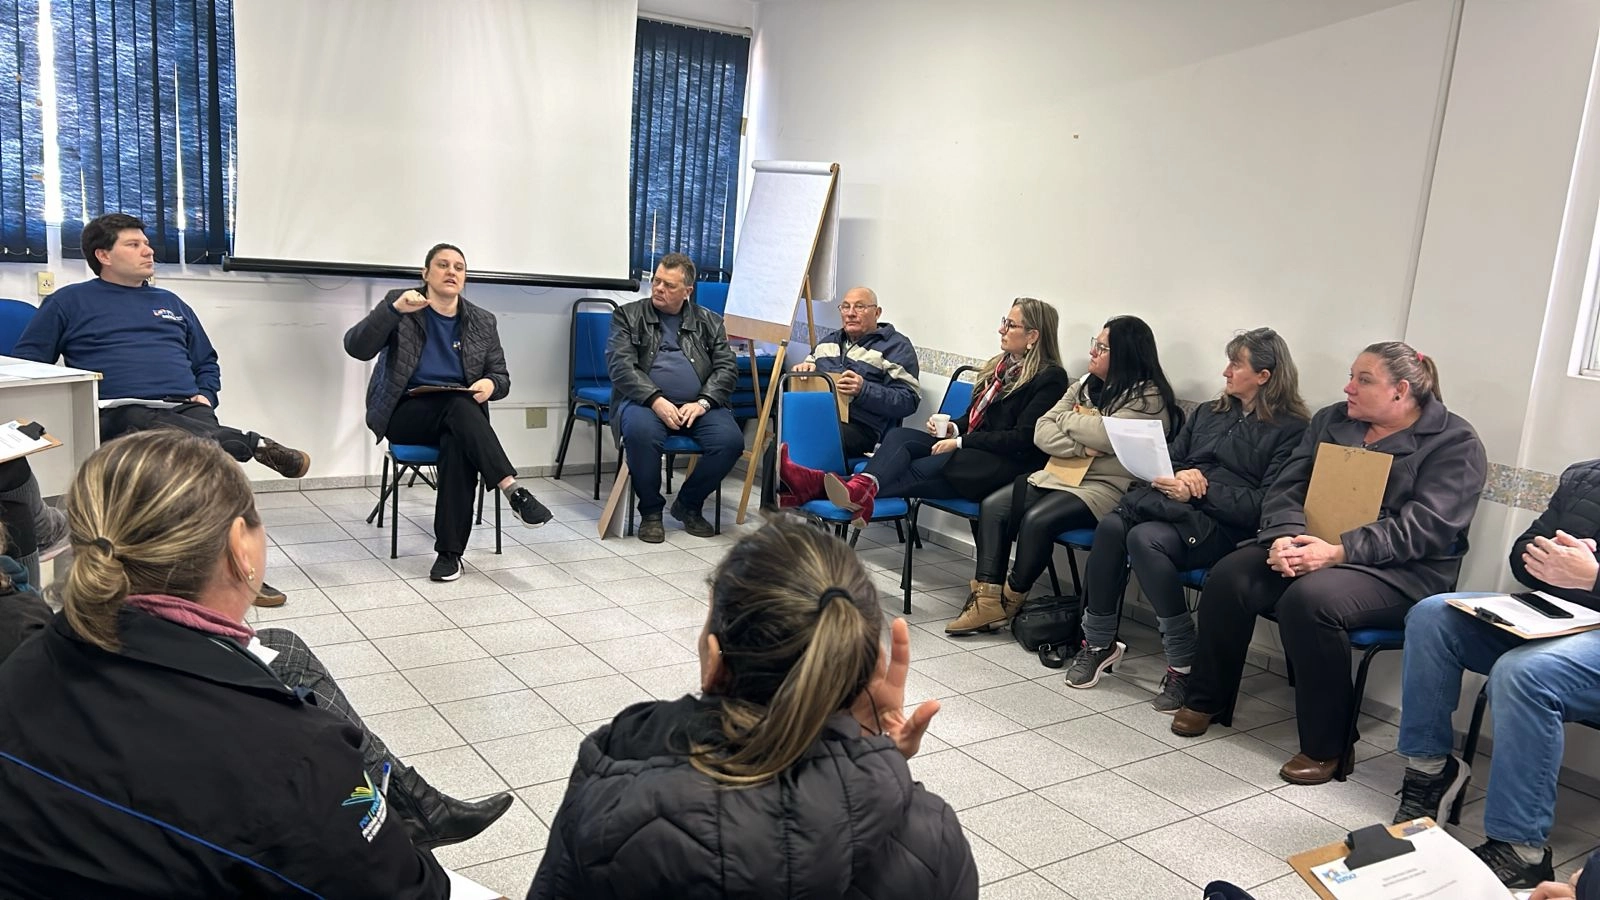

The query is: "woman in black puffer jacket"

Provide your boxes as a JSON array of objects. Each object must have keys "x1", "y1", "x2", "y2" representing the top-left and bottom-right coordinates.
[
  {"x1": 529, "y1": 519, "x2": 977, "y2": 900},
  {"x1": 1071, "y1": 329, "x2": 1310, "y2": 711}
]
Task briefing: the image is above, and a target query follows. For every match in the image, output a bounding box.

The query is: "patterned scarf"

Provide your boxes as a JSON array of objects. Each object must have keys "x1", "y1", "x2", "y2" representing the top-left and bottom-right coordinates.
[{"x1": 968, "y1": 353, "x2": 1024, "y2": 432}]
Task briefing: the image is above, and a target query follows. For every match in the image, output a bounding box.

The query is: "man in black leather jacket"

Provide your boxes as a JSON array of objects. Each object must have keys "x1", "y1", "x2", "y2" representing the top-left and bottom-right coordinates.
[
  {"x1": 607, "y1": 253, "x2": 740, "y2": 543},
  {"x1": 1392, "y1": 459, "x2": 1600, "y2": 889}
]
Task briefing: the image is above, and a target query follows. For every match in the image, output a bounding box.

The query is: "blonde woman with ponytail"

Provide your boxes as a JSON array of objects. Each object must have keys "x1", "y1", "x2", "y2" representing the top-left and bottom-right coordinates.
[
  {"x1": 532, "y1": 518, "x2": 978, "y2": 900},
  {"x1": 0, "y1": 431, "x2": 508, "y2": 898}
]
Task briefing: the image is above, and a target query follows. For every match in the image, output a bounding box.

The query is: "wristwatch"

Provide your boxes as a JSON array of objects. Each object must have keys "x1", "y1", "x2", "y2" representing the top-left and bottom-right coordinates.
[{"x1": 696, "y1": 398, "x2": 711, "y2": 410}]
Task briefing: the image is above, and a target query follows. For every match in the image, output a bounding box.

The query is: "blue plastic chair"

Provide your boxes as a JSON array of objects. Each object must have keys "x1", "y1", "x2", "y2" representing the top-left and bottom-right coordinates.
[
  {"x1": 1046, "y1": 528, "x2": 1097, "y2": 597},
  {"x1": 901, "y1": 366, "x2": 981, "y2": 591},
  {"x1": 366, "y1": 442, "x2": 502, "y2": 560},
  {"x1": 779, "y1": 373, "x2": 912, "y2": 612},
  {"x1": 0, "y1": 299, "x2": 37, "y2": 355},
  {"x1": 623, "y1": 434, "x2": 723, "y2": 536},
  {"x1": 694, "y1": 281, "x2": 776, "y2": 419},
  {"x1": 555, "y1": 298, "x2": 619, "y2": 500}
]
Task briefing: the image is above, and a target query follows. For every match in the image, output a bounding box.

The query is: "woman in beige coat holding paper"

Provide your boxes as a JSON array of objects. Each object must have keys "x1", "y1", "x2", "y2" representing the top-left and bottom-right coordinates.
[
  {"x1": 1171, "y1": 341, "x2": 1488, "y2": 787},
  {"x1": 946, "y1": 316, "x2": 1182, "y2": 636}
]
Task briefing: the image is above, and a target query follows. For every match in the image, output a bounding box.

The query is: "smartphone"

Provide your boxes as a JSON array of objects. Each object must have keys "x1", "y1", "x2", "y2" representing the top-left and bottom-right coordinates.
[{"x1": 1510, "y1": 591, "x2": 1573, "y2": 619}]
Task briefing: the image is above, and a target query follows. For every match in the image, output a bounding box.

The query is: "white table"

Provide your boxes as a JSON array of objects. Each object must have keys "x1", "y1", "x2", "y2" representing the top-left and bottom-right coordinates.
[{"x1": 0, "y1": 356, "x2": 101, "y2": 497}]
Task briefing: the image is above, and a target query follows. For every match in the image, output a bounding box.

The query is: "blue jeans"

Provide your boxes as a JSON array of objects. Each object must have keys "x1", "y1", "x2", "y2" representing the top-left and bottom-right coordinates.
[
  {"x1": 1398, "y1": 593, "x2": 1600, "y2": 846},
  {"x1": 617, "y1": 401, "x2": 744, "y2": 516}
]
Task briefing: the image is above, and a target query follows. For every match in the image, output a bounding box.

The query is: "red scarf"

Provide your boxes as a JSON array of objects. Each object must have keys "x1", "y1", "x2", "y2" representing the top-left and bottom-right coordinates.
[
  {"x1": 125, "y1": 593, "x2": 254, "y2": 643},
  {"x1": 967, "y1": 354, "x2": 1021, "y2": 431}
]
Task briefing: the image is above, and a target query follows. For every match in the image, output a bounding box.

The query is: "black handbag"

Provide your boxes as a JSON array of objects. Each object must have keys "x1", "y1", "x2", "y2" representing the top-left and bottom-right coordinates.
[{"x1": 1011, "y1": 594, "x2": 1083, "y2": 667}]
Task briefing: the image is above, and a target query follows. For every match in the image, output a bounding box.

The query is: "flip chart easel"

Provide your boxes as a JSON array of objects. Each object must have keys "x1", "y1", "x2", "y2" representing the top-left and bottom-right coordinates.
[{"x1": 722, "y1": 160, "x2": 841, "y2": 524}]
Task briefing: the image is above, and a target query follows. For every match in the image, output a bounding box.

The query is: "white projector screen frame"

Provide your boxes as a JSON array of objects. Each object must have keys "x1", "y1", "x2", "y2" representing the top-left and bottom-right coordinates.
[{"x1": 231, "y1": 0, "x2": 636, "y2": 284}]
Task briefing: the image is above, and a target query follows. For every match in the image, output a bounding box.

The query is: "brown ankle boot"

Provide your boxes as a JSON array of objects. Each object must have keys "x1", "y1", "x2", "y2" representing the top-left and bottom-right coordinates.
[
  {"x1": 1001, "y1": 583, "x2": 1029, "y2": 618},
  {"x1": 946, "y1": 583, "x2": 1008, "y2": 635}
]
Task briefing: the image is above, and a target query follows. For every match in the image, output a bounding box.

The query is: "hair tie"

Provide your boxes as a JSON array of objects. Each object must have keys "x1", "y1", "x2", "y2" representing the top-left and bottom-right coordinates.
[
  {"x1": 817, "y1": 587, "x2": 852, "y2": 612},
  {"x1": 1416, "y1": 351, "x2": 1426, "y2": 362},
  {"x1": 90, "y1": 537, "x2": 116, "y2": 556}
]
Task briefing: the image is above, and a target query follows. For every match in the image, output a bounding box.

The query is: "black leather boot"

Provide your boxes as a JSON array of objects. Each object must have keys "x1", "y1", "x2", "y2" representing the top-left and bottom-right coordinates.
[{"x1": 389, "y1": 763, "x2": 514, "y2": 850}]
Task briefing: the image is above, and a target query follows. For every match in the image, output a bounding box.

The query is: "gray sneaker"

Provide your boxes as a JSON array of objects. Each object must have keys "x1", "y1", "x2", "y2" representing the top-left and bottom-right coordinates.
[
  {"x1": 1152, "y1": 668, "x2": 1188, "y2": 713},
  {"x1": 36, "y1": 505, "x2": 69, "y2": 561},
  {"x1": 1064, "y1": 641, "x2": 1125, "y2": 689}
]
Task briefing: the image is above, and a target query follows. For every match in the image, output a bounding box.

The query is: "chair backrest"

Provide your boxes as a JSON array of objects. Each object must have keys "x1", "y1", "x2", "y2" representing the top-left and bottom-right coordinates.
[
  {"x1": 778, "y1": 373, "x2": 847, "y2": 475},
  {"x1": 570, "y1": 298, "x2": 618, "y2": 394},
  {"x1": 939, "y1": 364, "x2": 980, "y2": 417},
  {"x1": 694, "y1": 281, "x2": 729, "y2": 318},
  {"x1": 0, "y1": 299, "x2": 37, "y2": 355}
]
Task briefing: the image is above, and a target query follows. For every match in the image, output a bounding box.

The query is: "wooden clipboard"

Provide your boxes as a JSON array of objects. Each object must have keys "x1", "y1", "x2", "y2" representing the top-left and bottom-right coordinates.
[
  {"x1": 1303, "y1": 443, "x2": 1392, "y2": 542},
  {"x1": 597, "y1": 460, "x2": 631, "y2": 539},
  {"x1": 787, "y1": 374, "x2": 850, "y2": 423},
  {"x1": 1287, "y1": 819, "x2": 1433, "y2": 899},
  {"x1": 1444, "y1": 596, "x2": 1600, "y2": 640},
  {"x1": 0, "y1": 420, "x2": 63, "y2": 466},
  {"x1": 1044, "y1": 455, "x2": 1091, "y2": 487}
]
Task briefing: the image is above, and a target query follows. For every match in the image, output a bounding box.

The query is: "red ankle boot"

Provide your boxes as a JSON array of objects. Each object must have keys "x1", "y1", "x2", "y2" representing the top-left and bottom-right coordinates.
[
  {"x1": 823, "y1": 473, "x2": 877, "y2": 528},
  {"x1": 778, "y1": 443, "x2": 826, "y2": 503}
]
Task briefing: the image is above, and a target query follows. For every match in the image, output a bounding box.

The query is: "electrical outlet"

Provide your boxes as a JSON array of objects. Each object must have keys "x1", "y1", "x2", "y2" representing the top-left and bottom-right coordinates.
[
  {"x1": 524, "y1": 407, "x2": 548, "y2": 429},
  {"x1": 35, "y1": 272, "x2": 55, "y2": 297}
]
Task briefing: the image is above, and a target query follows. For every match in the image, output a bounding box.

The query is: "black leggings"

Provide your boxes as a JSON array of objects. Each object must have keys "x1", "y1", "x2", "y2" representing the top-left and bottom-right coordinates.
[{"x1": 975, "y1": 481, "x2": 1097, "y2": 589}]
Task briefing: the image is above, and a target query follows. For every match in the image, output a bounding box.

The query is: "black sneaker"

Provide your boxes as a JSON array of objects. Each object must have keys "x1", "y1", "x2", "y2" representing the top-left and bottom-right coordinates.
[
  {"x1": 253, "y1": 439, "x2": 311, "y2": 479},
  {"x1": 1392, "y1": 756, "x2": 1469, "y2": 825},
  {"x1": 638, "y1": 513, "x2": 666, "y2": 544},
  {"x1": 1471, "y1": 839, "x2": 1553, "y2": 889},
  {"x1": 1064, "y1": 641, "x2": 1125, "y2": 689},
  {"x1": 429, "y1": 552, "x2": 462, "y2": 582},
  {"x1": 669, "y1": 500, "x2": 716, "y2": 538},
  {"x1": 507, "y1": 487, "x2": 552, "y2": 527},
  {"x1": 1152, "y1": 668, "x2": 1188, "y2": 713}
]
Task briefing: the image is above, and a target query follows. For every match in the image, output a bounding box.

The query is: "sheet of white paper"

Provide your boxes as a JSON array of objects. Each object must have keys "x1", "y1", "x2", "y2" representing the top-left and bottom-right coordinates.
[
  {"x1": 97, "y1": 398, "x2": 182, "y2": 410},
  {"x1": 1308, "y1": 825, "x2": 1510, "y2": 900},
  {"x1": 1457, "y1": 592, "x2": 1600, "y2": 637},
  {"x1": 0, "y1": 360, "x2": 77, "y2": 380},
  {"x1": 446, "y1": 867, "x2": 503, "y2": 900},
  {"x1": 1099, "y1": 417, "x2": 1174, "y2": 482},
  {"x1": 245, "y1": 636, "x2": 280, "y2": 666},
  {"x1": 0, "y1": 421, "x2": 51, "y2": 458}
]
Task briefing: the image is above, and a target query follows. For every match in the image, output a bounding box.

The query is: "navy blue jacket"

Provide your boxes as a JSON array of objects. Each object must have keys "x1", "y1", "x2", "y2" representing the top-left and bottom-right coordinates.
[
  {"x1": 805, "y1": 323, "x2": 921, "y2": 439},
  {"x1": 14, "y1": 279, "x2": 223, "y2": 406}
]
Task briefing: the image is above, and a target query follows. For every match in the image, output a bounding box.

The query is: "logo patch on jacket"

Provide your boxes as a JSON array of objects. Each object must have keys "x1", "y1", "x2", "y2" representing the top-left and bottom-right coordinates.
[
  {"x1": 342, "y1": 772, "x2": 388, "y2": 842},
  {"x1": 151, "y1": 308, "x2": 185, "y2": 323}
]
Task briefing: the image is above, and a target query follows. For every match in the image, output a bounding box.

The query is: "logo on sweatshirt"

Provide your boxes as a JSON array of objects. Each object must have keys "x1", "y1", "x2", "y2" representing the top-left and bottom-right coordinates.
[
  {"x1": 151, "y1": 308, "x2": 185, "y2": 324},
  {"x1": 342, "y1": 772, "x2": 388, "y2": 842}
]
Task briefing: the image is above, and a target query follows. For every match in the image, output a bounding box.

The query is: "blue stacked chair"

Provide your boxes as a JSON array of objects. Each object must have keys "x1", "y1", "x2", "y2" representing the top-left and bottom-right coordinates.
[
  {"x1": 0, "y1": 298, "x2": 37, "y2": 355},
  {"x1": 555, "y1": 298, "x2": 619, "y2": 499},
  {"x1": 367, "y1": 443, "x2": 501, "y2": 560}
]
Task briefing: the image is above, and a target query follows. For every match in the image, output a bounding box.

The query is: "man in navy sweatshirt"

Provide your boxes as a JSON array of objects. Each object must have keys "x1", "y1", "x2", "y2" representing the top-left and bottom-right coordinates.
[{"x1": 13, "y1": 213, "x2": 309, "y2": 607}]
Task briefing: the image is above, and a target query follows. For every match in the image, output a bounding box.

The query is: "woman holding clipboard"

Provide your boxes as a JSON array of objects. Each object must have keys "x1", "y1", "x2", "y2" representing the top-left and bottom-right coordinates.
[
  {"x1": 1171, "y1": 341, "x2": 1488, "y2": 787},
  {"x1": 344, "y1": 243, "x2": 551, "y2": 582}
]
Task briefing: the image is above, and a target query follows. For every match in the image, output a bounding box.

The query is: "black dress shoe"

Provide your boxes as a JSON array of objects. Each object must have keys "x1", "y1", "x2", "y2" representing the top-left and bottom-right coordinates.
[
  {"x1": 390, "y1": 763, "x2": 513, "y2": 850},
  {"x1": 669, "y1": 500, "x2": 716, "y2": 537}
]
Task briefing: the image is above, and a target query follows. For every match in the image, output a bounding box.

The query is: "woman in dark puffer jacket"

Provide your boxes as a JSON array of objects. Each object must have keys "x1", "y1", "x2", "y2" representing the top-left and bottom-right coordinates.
[
  {"x1": 530, "y1": 518, "x2": 977, "y2": 900},
  {"x1": 1070, "y1": 329, "x2": 1309, "y2": 711}
]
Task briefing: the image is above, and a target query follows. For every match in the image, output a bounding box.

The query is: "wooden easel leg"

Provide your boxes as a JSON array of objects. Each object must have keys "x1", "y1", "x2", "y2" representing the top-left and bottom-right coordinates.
[{"x1": 736, "y1": 340, "x2": 788, "y2": 524}]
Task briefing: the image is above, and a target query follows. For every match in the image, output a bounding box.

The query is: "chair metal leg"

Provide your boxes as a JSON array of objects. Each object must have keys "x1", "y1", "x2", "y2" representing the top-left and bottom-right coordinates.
[
  {"x1": 1046, "y1": 558, "x2": 1062, "y2": 596},
  {"x1": 391, "y1": 461, "x2": 403, "y2": 560},
  {"x1": 494, "y1": 483, "x2": 503, "y2": 554},
  {"x1": 665, "y1": 453, "x2": 675, "y2": 495},
  {"x1": 555, "y1": 400, "x2": 578, "y2": 481},
  {"x1": 900, "y1": 512, "x2": 915, "y2": 615},
  {"x1": 1339, "y1": 645, "x2": 1387, "y2": 781},
  {"x1": 1065, "y1": 547, "x2": 1083, "y2": 596},
  {"x1": 894, "y1": 521, "x2": 905, "y2": 545},
  {"x1": 475, "y1": 479, "x2": 485, "y2": 525},
  {"x1": 368, "y1": 455, "x2": 392, "y2": 526},
  {"x1": 626, "y1": 479, "x2": 635, "y2": 537},
  {"x1": 1451, "y1": 685, "x2": 1490, "y2": 825},
  {"x1": 592, "y1": 415, "x2": 603, "y2": 500},
  {"x1": 849, "y1": 529, "x2": 861, "y2": 548}
]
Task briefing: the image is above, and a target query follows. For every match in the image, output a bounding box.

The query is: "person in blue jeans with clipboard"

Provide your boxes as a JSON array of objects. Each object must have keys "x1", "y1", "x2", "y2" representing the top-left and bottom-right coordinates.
[{"x1": 1393, "y1": 459, "x2": 1600, "y2": 889}]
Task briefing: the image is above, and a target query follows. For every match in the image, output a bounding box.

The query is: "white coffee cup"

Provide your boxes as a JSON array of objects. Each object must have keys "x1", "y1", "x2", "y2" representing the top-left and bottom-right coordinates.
[{"x1": 930, "y1": 414, "x2": 952, "y2": 438}]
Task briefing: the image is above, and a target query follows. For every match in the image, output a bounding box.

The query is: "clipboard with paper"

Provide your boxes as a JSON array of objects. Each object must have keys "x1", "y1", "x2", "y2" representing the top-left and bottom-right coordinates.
[
  {"x1": 1288, "y1": 818, "x2": 1511, "y2": 899},
  {"x1": 0, "y1": 420, "x2": 63, "y2": 465},
  {"x1": 1302, "y1": 444, "x2": 1392, "y2": 542},
  {"x1": 1445, "y1": 592, "x2": 1600, "y2": 640}
]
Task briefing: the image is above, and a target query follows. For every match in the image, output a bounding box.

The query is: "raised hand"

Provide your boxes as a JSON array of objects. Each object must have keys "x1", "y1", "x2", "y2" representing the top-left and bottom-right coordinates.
[{"x1": 851, "y1": 618, "x2": 940, "y2": 758}]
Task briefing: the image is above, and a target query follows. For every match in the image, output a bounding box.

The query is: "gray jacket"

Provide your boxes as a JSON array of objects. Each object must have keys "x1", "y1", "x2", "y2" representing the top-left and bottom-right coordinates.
[
  {"x1": 343, "y1": 289, "x2": 510, "y2": 440},
  {"x1": 606, "y1": 297, "x2": 738, "y2": 410},
  {"x1": 1258, "y1": 399, "x2": 1488, "y2": 599}
]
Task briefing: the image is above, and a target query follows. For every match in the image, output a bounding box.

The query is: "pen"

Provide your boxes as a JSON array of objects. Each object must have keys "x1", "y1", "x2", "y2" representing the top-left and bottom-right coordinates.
[
  {"x1": 381, "y1": 761, "x2": 391, "y2": 797},
  {"x1": 1474, "y1": 607, "x2": 1513, "y2": 627}
]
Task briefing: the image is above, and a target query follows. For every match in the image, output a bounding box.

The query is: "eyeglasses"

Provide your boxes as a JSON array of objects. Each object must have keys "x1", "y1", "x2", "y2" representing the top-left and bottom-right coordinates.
[
  {"x1": 999, "y1": 318, "x2": 1026, "y2": 332},
  {"x1": 1088, "y1": 338, "x2": 1111, "y2": 356},
  {"x1": 838, "y1": 303, "x2": 878, "y2": 313}
]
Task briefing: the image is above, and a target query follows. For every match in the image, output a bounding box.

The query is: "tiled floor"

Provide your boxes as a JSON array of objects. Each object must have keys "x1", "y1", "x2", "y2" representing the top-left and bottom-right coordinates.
[{"x1": 248, "y1": 475, "x2": 1600, "y2": 899}]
